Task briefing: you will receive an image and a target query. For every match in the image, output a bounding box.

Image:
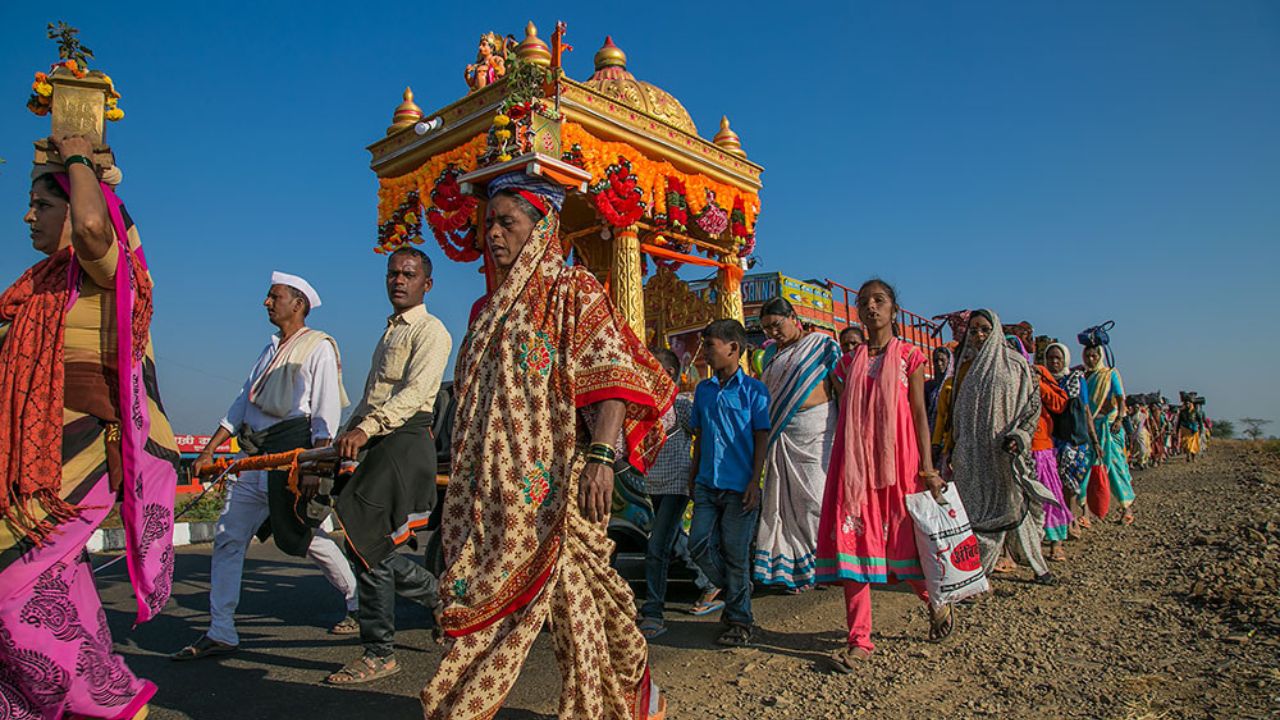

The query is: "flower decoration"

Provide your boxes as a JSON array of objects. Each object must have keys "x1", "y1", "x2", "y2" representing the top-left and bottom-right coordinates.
[
  {"x1": 375, "y1": 190, "x2": 425, "y2": 254},
  {"x1": 590, "y1": 156, "x2": 646, "y2": 228},
  {"x1": 693, "y1": 189, "x2": 729, "y2": 238},
  {"x1": 664, "y1": 175, "x2": 689, "y2": 233},
  {"x1": 731, "y1": 195, "x2": 755, "y2": 257},
  {"x1": 519, "y1": 461, "x2": 555, "y2": 507},
  {"x1": 25, "y1": 25, "x2": 124, "y2": 121},
  {"x1": 518, "y1": 332, "x2": 557, "y2": 377},
  {"x1": 425, "y1": 168, "x2": 481, "y2": 262}
]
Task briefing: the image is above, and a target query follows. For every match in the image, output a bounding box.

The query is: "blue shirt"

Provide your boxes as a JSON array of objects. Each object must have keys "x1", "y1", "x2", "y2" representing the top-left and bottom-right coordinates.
[{"x1": 690, "y1": 369, "x2": 771, "y2": 492}]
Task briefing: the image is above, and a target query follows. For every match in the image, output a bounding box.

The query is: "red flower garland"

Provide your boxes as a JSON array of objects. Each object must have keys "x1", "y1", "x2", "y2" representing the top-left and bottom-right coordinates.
[
  {"x1": 426, "y1": 169, "x2": 481, "y2": 262},
  {"x1": 590, "y1": 156, "x2": 646, "y2": 228}
]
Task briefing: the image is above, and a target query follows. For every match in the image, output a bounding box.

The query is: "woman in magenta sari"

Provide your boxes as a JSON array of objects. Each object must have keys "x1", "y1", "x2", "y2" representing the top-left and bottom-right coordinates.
[{"x1": 0, "y1": 136, "x2": 178, "y2": 720}]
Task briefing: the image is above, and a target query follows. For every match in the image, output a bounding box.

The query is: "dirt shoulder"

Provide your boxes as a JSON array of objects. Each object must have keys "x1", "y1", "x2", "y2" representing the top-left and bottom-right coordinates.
[{"x1": 647, "y1": 440, "x2": 1280, "y2": 719}]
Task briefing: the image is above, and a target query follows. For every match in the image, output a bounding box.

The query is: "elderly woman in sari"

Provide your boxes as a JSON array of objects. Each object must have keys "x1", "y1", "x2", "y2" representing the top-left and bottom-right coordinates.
[
  {"x1": 942, "y1": 310, "x2": 1057, "y2": 584},
  {"x1": 1044, "y1": 342, "x2": 1099, "y2": 534},
  {"x1": 420, "y1": 173, "x2": 675, "y2": 720},
  {"x1": 1, "y1": 136, "x2": 178, "y2": 719},
  {"x1": 1084, "y1": 343, "x2": 1137, "y2": 523},
  {"x1": 752, "y1": 297, "x2": 841, "y2": 592}
]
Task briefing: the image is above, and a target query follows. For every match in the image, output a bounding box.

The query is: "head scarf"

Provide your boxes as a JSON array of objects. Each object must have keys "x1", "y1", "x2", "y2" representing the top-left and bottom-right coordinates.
[
  {"x1": 488, "y1": 171, "x2": 566, "y2": 214},
  {"x1": 948, "y1": 308, "x2": 1049, "y2": 532},
  {"x1": 1044, "y1": 342, "x2": 1072, "y2": 379}
]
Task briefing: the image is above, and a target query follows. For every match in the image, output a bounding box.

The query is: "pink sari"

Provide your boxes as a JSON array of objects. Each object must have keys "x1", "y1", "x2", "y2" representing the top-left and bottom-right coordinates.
[{"x1": 0, "y1": 178, "x2": 176, "y2": 720}]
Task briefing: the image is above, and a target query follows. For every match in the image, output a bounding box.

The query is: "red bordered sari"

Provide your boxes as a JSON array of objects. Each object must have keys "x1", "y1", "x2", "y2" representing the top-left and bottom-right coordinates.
[{"x1": 421, "y1": 208, "x2": 674, "y2": 720}]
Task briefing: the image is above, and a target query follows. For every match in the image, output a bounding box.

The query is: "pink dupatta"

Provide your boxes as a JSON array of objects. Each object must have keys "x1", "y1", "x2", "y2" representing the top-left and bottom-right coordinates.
[
  {"x1": 837, "y1": 337, "x2": 905, "y2": 518},
  {"x1": 53, "y1": 174, "x2": 175, "y2": 625}
]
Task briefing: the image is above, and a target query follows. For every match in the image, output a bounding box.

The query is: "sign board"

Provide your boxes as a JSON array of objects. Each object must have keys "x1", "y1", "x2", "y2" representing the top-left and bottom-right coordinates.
[{"x1": 174, "y1": 434, "x2": 239, "y2": 455}]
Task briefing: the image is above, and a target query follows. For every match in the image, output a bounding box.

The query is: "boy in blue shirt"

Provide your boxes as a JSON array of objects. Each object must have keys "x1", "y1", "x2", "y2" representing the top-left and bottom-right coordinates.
[{"x1": 688, "y1": 319, "x2": 770, "y2": 646}]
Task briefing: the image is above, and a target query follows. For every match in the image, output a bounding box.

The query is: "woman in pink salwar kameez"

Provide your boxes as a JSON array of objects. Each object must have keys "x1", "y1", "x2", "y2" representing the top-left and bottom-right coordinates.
[{"x1": 815, "y1": 279, "x2": 954, "y2": 672}]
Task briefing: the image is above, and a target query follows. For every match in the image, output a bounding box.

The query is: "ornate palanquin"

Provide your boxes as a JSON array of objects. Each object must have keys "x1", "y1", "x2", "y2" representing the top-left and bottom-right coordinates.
[{"x1": 366, "y1": 22, "x2": 762, "y2": 340}]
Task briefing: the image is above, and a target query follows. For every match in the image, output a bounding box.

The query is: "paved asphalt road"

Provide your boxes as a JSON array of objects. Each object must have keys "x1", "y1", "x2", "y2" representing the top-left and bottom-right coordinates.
[{"x1": 95, "y1": 542, "x2": 718, "y2": 719}]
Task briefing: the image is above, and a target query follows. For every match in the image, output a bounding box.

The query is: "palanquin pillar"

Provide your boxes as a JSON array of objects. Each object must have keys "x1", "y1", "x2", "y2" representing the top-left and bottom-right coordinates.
[{"x1": 610, "y1": 225, "x2": 645, "y2": 336}]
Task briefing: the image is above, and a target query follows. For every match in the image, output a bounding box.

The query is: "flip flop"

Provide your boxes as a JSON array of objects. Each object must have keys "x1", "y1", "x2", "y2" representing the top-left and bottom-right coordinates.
[
  {"x1": 830, "y1": 645, "x2": 872, "y2": 674},
  {"x1": 928, "y1": 605, "x2": 956, "y2": 643},
  {"x1": 689, "y1": 590, "x2": 724, "y2": 616},
  {"x1": 638, "y1": 617, "x2": 668, "y2": 640}
]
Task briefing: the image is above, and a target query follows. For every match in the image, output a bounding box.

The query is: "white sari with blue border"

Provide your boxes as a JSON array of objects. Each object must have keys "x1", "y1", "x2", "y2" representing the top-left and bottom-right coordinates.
[{"x1": 752, "y1": 332, "x2": 841, "y2": 588}]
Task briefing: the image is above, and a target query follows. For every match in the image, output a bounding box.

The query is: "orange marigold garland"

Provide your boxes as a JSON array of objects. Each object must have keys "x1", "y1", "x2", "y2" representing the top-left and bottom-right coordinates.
[
  {"x1": 376, "y1": 191, "x2": 424, "y2": 255},
  {"x1": 561, "y1": 122, "x2": 759, "y2": 229},
  {"x1": 426, "y1": 168, "x2": 481, "y2": 262},
  {"x1": 590, "y1": 156, "x2": 646, "y2": 228}
]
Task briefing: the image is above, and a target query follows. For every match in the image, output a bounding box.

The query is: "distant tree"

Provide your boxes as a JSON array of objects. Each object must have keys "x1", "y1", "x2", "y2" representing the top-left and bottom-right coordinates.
[
  {"x1": 1239, "y1": 418, "x2": 1272, "y2": 441},
  {"x1": 1212, "y1": 420, "x2": 1236, "y2": 439}
]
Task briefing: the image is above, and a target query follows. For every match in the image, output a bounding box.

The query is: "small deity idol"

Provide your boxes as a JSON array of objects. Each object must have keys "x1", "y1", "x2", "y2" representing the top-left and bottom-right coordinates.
[{"x1": 465, "y1": 32, "x2": 507, "y2": 91}]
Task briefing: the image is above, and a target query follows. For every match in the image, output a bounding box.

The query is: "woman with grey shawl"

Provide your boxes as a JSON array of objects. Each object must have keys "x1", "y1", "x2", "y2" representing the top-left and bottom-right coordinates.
[{"x1": 945, "y1": 309, "x2": 1058, "y2": 585}]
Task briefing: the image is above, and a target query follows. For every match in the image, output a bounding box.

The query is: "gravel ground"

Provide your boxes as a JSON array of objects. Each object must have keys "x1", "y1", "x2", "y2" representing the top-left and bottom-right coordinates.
[{"x1": 101, "y1": 441, "x2": 1279, "y2": 719}]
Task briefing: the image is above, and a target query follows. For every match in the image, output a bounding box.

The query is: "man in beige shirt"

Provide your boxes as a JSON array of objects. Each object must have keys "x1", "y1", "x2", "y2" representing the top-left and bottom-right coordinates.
[{"x1": 325, "y1": 247, "x2": 452, "y2": 686}]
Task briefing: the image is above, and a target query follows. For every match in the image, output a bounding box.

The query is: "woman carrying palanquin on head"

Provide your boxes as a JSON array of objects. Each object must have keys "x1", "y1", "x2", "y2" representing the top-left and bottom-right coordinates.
[
  {"x1": 421, "y1": 172, "x2": 675, "y2": 720},
  {"x1": 752, "y1": 297, "x2": 842, "y2": 592},
  {"x1": 0, "y1": 135, "x2": 178, "y2": 720}
]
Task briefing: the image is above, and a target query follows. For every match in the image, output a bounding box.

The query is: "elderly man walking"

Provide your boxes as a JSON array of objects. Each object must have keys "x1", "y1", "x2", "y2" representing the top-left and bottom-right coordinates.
[
  {"x1": 421, "y1": 172, "x2": 675, "y2": 720},
  {"x1": 173, "y1": 272, "x2": 359, "y2": 660}
]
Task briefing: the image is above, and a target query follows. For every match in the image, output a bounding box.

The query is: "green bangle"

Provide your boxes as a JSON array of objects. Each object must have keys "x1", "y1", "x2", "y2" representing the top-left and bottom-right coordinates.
[
  {"x1": 585, "y1": 456, "x2": 613, "y2": 468},
  {"x1": 64, "y1": 155, "x2": 95, "y2": 170}
]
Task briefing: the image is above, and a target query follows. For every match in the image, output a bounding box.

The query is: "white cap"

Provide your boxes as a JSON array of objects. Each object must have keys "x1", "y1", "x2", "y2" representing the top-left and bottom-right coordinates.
[{"x1": 270, "y1": 271, "x2": 321, "y2": 310}]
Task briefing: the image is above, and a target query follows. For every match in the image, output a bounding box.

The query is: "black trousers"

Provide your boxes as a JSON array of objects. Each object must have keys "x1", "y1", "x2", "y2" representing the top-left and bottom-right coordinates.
[{"x1": 358, "y1": 551, "x2": 439, "y2": 658}]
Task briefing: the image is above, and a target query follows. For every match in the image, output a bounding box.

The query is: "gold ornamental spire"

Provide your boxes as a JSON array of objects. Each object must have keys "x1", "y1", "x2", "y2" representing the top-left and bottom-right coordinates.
[
  {"x1": 516, "y1": 21, "x2": 552, "y2": 67},
  {"x1": 592, "y1": 36, "x2": 629, "y2": 78},
  {"x1": 713, "y1": 116, "x2": 745, "y2": 156},
  {"x1": 387, "y1": 87, "x2": 423, "y2": 135}
]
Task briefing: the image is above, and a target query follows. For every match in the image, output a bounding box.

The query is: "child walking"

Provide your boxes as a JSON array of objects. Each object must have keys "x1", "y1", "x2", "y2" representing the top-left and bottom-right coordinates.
[{"x1": 688, "y1": 320, "x2": 770, "y2": 647}]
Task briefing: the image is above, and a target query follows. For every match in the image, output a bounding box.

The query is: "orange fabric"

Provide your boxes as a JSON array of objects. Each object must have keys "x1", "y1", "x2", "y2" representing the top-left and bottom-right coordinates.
[
  {"x1": 1032, "y1": 365, "x2": 1068, "y2": 452},
  {"x1": 0, "y1": 248, "x2": 75, "y2": 534}
]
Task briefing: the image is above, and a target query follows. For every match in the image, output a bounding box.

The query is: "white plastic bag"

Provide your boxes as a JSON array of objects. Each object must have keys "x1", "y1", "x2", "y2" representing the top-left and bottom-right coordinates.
[{"x1": 906, "y1": 483, "x2": 989, "y2": 608}]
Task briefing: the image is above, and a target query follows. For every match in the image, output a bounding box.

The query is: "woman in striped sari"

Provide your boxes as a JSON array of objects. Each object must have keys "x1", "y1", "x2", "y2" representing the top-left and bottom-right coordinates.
[
  {"x1": 1083, "y1": 343, "x2": 1136, "y2": 524},
  {"x1": 753, "y1": 298, "x2": 841, "y2": 591},
  {"x1": 1, "y1": 137, "x2": 178, "y2": 720}
]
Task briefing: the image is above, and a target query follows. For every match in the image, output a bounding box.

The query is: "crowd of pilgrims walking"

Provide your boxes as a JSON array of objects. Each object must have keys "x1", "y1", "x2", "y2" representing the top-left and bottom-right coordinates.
[{"x1": 0, "y1": 141, "x2": 1214, "y2": 719}]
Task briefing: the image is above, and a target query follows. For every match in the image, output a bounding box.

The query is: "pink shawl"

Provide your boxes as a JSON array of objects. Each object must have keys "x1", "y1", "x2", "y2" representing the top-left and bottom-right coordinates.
[{"x1": 837, "y1": 337, "x2": 904, "y2": 518}]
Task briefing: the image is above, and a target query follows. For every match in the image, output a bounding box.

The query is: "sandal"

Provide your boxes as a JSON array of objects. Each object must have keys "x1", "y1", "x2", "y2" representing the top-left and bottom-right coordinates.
[
  {"x1": 928, "y1": 605, "x2": 956, "y2": 643},
  {"x1": 992, "y1": 558, "x2": 1018, "y2": 574},
  {"x1": 324, "y1": 654, "x2": 401, "y2": 685},
  {"x1": 830, "y1": 645, "x2": 872, "y2": 674},
  {"x1": 1122, "y1": 511, "x2": 1135, "y2": 526},
  {"x1": 1050, "y1": 546, "x2": 1067, "y2": 562},
  {"x1": 689, "y1": 589, "x2": 725, "y2": 617},
  {"x1": 1078, "y1": 516, "x2": 1093, "y2": 529},
  {"x1": 638, "y1": 617, "x2": 668, "y2": 641},
  {"x1": 715, "y1": 623, "x2": 753, "y2": 647},
  {"x1": 329, "y1": 613, "x2": 360, "y2": 636},
  {"x1": 170, "y1": 635, "x2": 238, "y2": 662}
]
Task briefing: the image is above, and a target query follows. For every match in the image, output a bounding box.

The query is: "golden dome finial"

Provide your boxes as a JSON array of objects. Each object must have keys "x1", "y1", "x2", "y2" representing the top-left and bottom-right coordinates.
[
  {"x1": 594, "y1": 36, "x2": 627, "y2": 71},
  {"x1": 516, "y1": 21, "x2": 552, "y2": 67},
  {"x1": 713, "y1": 115, "x2": 745, "y2": 156},
  {"x1": 388, "y1": 87, "x2": 424, "y2": 135}
]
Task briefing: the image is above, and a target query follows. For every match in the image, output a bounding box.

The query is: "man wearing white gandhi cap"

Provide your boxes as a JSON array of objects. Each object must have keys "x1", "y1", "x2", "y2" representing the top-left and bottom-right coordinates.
[{"x1": 172, "y1": 272, "x2": 361, "y2": 660}]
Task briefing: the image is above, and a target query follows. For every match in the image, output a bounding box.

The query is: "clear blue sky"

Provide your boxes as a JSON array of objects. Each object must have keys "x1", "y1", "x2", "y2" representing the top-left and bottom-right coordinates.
[{"x1": 2, "y1": 1, "x2": 1277, "y2": 433}]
